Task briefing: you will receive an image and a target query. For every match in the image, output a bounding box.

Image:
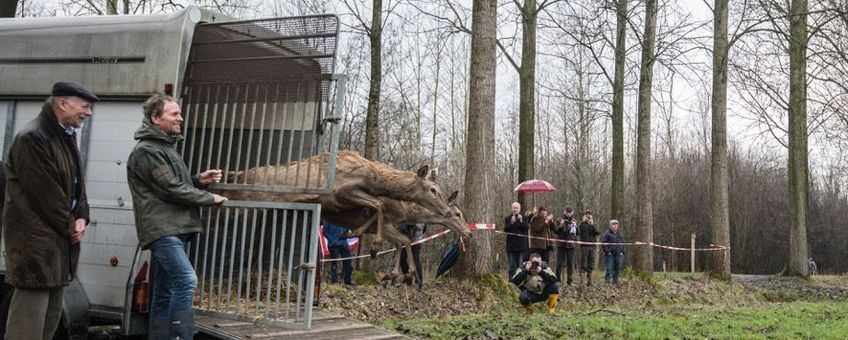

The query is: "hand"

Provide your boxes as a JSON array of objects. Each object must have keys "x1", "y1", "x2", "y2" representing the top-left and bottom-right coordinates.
[
  {"x1": 517, "y1": 214, "x2": 523, "y2": 222},
  {"x1": 199, "y1": 169, "x2": 223, "y2": 185},
  {"x1": 545, "y1": 214, "x2": 553, "y2": 223},
  {"x1": 524, "y1": 262, "x2": 532, "y2": 270},
  {"x1": 511, "y1": 215, "x2": 516, "y2": 223},
  {"x1": 71, "y1": 218, "x2": 86, "y2": 244},
  {"x1": 212, "y1": 193, "x2": 228, "y2": 205}
]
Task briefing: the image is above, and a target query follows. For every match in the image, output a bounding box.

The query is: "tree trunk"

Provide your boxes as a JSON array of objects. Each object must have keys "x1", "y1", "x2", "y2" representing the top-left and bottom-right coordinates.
[
  {"x1": 516, "y1": 0, "x2": 537, "y2": 209},
  {"x1": 455, "y1": 0, "x2": 497, "y2": 278},
  {"x1": 787, "y1": 0, "x2": 809, "y2": 277},
  {"x1": 0, "y1": 0, "x2": 18, "y2": 16},
  {"x1": 709, "y1": 0, "x2": 731, "y2": 279},
  {"x1": 431, "y1": 41, "x2": 443, "y2": 165},
  {"x1": 633, "y1": 0, "x2": 658, "y2": 274},
  {"x1": 611, "y1": 0, "x2": 627, "y2": 221},
  {"x1": 106, "y1": 0, "x2": 117, "y2": 14},
  {"x1": 363, "y1": 0, "x2": 383, "y2": 161},
  {"x1": 123, "y1": 0, "x2": 129, "y2": 14}
]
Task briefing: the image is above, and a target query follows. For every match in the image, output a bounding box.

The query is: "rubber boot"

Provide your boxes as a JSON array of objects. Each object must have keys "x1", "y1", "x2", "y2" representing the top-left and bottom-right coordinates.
[
  {"x1": 523, "y1": 305, "x2": 534, "y2": 315},
  {"x1": 546, "y1": 294, "x2": 559, "y2": 314},
  {"x1": 148, "y1": 317, "x2": 170, "y2": 340},
  {"x1": 170, "y1": 310, "x2": 195, "y2": 340}
]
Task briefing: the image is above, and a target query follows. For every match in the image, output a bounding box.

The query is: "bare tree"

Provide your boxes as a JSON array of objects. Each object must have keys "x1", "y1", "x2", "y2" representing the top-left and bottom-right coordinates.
[
  {"x1": 611, "y1": 0, "x2": 628, "y2": 221},
  {"x1": 787, "y1": 0, "x2": 809, "y2": 277},
  {"x1": 455, "y1": 0, "x2": 498, "y2": 278},
  {"x1": 496, "y1": 0, "x2": 560, "y2": 208},
  {"x1": 709, "y1": 0, "x2": 732, "y2": 279},
  {"x1": 633, "y1": 0, "x2": 658, "y2": 274}
]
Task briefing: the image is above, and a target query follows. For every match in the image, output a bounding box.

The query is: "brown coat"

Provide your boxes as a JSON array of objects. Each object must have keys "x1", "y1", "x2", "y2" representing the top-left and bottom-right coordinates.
[
  {"x1": 3, "y1": 105, "x2": 88, "y2": 289},
  {"x1": 527, "y1": 213, "x2": 555, "y2": 250}
]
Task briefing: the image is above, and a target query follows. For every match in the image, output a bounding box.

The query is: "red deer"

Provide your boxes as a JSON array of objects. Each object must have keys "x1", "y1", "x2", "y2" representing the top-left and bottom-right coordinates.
[
  {"x1": 321, "y1": 191, "x2": 469, "y2": 282},
  {"x1": 224, "y1": 150, "x2": 464, "y2": 248}
]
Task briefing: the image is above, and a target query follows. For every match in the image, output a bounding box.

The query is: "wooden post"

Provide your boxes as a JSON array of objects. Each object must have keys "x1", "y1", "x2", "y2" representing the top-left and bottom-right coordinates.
[{"x1": 691, "y1": 233, "x2": 696, "y2": 273}]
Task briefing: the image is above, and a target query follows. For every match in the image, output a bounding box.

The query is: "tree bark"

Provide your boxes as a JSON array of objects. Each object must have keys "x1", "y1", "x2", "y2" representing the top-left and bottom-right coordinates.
[
  {"x1": 455, "y1": 0, "x2": 497, "y2": 278},
  {"x1": 633, "y1": 0, "x2": 658, "y2": 274},
  {"x1": 709, "y1": 0, "x2": 732, "y2": 280},
  {"x1": 516, "y1": 0, "x2": 538, "y2": 209},
  {"x1": 0, "y1": 0, "x2": 18, "y2": 17},
  {"x1": 363, "y1": 0, "x2": 383, "y2": 161},
  {"x1": 611, "y1": 0, "x2": 627, "y2": 222},
  {"x1": 787, "y1": 0, "x2": 809, "y2": 277},
  {"x1": 106, "y1": 0, "x2": 117, "y2": 14}
]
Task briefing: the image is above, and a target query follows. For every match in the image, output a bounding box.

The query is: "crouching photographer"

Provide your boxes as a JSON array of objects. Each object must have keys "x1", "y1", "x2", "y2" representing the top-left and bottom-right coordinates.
[{"x1": 510, "y1": 253, "x2": 560, "y2": 314}]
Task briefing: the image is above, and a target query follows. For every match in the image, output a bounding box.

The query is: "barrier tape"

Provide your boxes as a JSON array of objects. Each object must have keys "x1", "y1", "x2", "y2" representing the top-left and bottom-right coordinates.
[{"x1": 320, "y1": 223, "x2": 729, "y2": 262}]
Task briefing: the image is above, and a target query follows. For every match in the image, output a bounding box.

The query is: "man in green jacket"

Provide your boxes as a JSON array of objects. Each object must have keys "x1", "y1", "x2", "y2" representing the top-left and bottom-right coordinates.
[
  {"x1": 3, "y1": 81, "x2": 95, "y2": 340},
  {"x1": 127, "y1": 94, "x2": 227, "y2": 340}
]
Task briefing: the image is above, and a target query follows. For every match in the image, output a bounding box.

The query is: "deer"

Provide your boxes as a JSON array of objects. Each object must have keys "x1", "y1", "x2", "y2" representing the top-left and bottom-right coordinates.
[
  {"x1": 321, "y1": 191, "x2": 470, "y2": 284},
  {"x1": 223, "y1": 150, "x2": 461, "y2": 250}
]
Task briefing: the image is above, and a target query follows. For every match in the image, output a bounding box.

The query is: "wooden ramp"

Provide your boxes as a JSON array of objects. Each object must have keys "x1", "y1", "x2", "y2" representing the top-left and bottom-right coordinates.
[{"x1": 195, "y1": 311, "x2": 406, "y2": 340}]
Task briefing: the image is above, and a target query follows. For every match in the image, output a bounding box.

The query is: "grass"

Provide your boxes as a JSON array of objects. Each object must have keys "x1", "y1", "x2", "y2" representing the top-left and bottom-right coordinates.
[{"x1": 386, "y1": 301, "x2": 848, "y2": 339}]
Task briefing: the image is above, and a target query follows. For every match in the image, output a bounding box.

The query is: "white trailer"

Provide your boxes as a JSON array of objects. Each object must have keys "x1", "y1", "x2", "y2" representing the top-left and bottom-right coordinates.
[{"x1": 0, "y1": 7, "x2": 344, "y2": 339}]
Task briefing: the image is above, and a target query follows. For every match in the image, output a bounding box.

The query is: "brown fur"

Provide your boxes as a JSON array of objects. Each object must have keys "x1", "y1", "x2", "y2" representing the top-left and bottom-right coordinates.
[
  {"x1": 322, "y1": 191, "x2": 470, "y2": 283},
  {"x1": 222, "y1": 150, "x2": 463, "y2": 248}
]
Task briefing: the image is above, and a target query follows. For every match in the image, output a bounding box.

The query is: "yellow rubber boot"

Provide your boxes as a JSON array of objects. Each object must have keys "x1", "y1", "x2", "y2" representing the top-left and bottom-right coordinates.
[
  {"x1": 547, "y1": 294, "x2": 559, "y2": 314},
  {"x1": 524, "y1": 305, "x2": 534, "y2": 315}
]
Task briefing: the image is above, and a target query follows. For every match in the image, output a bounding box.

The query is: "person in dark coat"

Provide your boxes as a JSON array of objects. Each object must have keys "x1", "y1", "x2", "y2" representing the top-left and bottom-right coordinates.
[
  {"x1": 399, "y1": 223, "x2": 427, "y2": 289},
  {"x1": 602, "y1": 220, "x2": 625, "y2": 285},
  {"x1": 323, "y1": 222, "x2": 355, "y2": 285},
  {"x1": 127, "y1": 94, "x2": 228, "y2": 340},
  {"x1": 553, "y1": 206, "x2": 579, "y2": 285},
  {"x1": 3, "y1": 82, "x2": 95, "y2": 339},
  {"x1": 504, "y1": 202, "x2": 528, "y2": 279},
  {"x1": 578, "y1": 210, "x2": 599, "y2": 286},
  {"x1": 0, "y1": 161, "x2": 10, "y2": 340}
]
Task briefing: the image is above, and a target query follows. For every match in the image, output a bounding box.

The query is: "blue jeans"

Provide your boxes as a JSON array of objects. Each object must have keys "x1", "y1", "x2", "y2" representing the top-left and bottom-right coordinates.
[
  {"x1": 518, "y1": 281, "x2": 560, "y2": 306},
  {"x1": 149, "y1": 234, "x2": 197, "y2": 318},
  {"x1": 399, "y1": 245, "x2": 423, "y2": 288},
  {"x1": 507, "y1": 251, "x2": 526, "y2": 278},
  {"x1": 605, "y1": 253, "x2": 623, "y2": 284},
  {"x1": 329, "y1": 245, "x2": 352, "y2": 284}
]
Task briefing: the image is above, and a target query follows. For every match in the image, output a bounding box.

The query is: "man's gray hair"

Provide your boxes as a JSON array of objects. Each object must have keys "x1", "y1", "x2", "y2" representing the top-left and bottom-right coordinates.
[{"x1": 610, "y1": 219, "x2": 620, "y2": 226}]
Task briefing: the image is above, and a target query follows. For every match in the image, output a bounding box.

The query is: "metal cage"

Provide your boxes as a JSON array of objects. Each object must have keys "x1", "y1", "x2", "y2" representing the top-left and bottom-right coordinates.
[{"x1": 180, "y1": 15, "x2": 344, "y2": 195}]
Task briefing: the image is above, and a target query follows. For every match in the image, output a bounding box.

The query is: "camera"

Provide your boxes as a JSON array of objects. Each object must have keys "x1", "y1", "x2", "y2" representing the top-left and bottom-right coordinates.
[{"x1": 531, "y1": 260, "x2": 541, "y2": 270}]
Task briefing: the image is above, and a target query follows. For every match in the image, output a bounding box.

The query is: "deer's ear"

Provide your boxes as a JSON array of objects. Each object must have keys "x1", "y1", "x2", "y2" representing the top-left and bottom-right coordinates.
[
  {"x1": 427, "y1": 167, "x2": 438, "y2": 181},
  {"x1": 448, "y1": 190, "x2": 458, "y2": 203},
  {"x1": 416, "y1": 165, "x2": 430, "y2": 178}
]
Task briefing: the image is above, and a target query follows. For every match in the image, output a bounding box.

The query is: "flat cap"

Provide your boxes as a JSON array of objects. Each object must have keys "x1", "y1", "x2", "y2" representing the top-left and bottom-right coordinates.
[{"x1": 52, "y1": 81, "x2": 99, "y2": 102}]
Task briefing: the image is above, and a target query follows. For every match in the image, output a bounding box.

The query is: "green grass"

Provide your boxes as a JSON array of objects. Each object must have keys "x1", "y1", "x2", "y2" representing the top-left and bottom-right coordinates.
[{"x1": 384, "y1": 301, "x2": 848, "y2": 339}]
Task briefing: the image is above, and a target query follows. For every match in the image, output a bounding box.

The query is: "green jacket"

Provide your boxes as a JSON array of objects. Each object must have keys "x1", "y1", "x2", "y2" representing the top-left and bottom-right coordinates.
[{"x1": 127, "y1": 117, "x2": 214, "y2": 249}]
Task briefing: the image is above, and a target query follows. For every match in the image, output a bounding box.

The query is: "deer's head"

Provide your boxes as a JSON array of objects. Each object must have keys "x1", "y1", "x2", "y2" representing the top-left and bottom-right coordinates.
[{"x1": 410, "y1": 165, "x2": 454, "y2": 218}]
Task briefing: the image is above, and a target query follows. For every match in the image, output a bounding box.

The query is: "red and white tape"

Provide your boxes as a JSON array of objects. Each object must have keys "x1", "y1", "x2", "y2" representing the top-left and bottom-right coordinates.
[{"x1": 320, "y1": 222, "x2": 728, "y2": 262}]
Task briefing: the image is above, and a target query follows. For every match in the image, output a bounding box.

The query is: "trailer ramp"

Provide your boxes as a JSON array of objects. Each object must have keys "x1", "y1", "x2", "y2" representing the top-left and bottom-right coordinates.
[{"x1": 195, "y1": 311, "x2": 405, "y2": 340}]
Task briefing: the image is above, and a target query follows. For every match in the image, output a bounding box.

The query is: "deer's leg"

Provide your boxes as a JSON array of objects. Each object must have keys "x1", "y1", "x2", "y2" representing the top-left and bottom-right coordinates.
[{"x1": 340, "y1": 190, "x2": 385, "y2": 246}]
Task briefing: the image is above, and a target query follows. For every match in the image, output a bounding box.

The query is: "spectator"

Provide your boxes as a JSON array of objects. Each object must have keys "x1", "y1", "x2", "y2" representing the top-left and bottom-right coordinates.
[
  {"x1": 399, "y1": 223, "x2": 427, "y2": 290},
  {"x1": 602, "y1": 220, "x2": 625, "y2": 285},
  {"x1": 809, "y1": 258, "x2": 818, "y2": 276},
  {"x1": 3, "y1": 82, "x2": 95, "y2": 340},
  {"x1": 504, "y1": 202, "x2": 528, "y2": 279},
  {"x1": 324, "y1": 222, "x2": 355, "y2": 285},
  {"x1": 528, "y1": 207, "x2": 555, "y2": 263},
  {"x1": 511, "y1": 253, "x2": 559, "y2": 314},
  {"x1": 578, "y1": 210, "x2": 600, "y2": 286},
  {"x1": 554, "y1": 206, "x2": 579, "y2": 285}
]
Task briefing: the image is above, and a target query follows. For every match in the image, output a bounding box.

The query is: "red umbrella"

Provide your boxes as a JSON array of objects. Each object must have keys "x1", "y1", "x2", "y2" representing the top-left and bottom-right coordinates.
[{"x1": 513, "y1": 179, "x2": 557, "y2": 193}]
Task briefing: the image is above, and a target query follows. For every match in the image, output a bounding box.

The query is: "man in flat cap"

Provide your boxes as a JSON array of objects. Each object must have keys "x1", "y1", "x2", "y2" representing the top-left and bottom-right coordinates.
[{"x1": 3, "y1": 81, "x2": 97, "y2": 339}]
